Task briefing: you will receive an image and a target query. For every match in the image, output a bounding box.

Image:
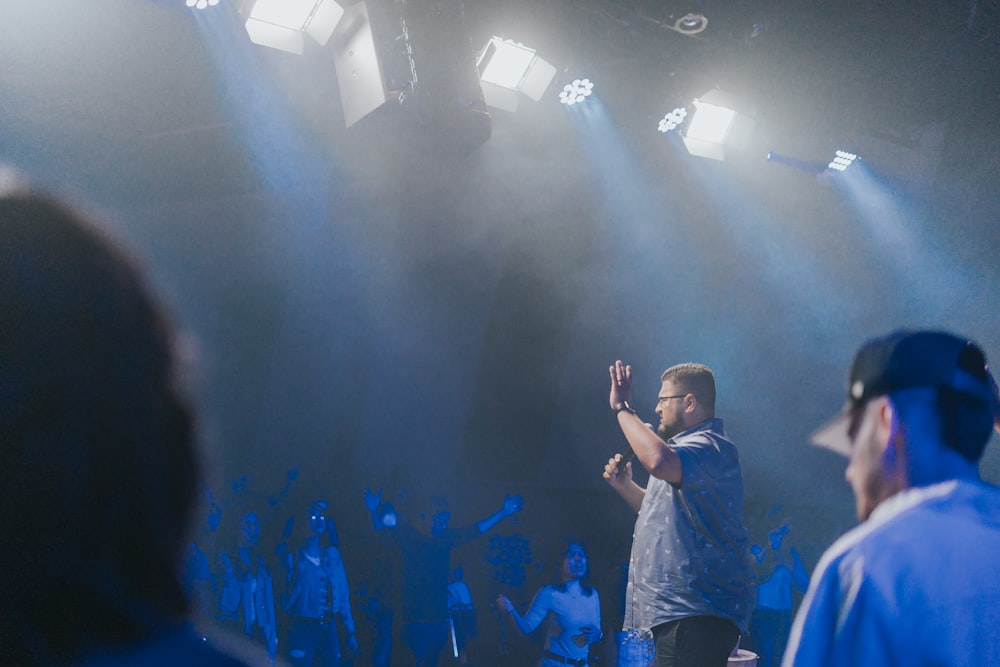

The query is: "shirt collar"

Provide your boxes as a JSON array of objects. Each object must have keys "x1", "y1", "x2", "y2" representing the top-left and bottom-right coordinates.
[{"x1": 668, "y1": 417, "x2": 724, "y2": 443}]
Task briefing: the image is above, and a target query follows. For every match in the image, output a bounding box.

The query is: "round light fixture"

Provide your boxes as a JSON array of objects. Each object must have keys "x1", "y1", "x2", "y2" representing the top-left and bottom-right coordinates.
[
  {"x1": 674, "y1": 13, "x2": 708, "y2": 35},
  {"x1": 559, "y1": 78, "x2": 594, "y2": 106},
  {"x1": 658, "y1": 107, "x2": 688, "y2": 133}
]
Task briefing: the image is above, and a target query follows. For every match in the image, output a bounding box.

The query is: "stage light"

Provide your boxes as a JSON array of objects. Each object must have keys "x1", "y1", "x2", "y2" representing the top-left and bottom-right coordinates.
[
  {"x1": 476, "y1": 37, "x2": 557, "y2": 112},
  {"x1": 658, "y1": 107, "x2": 687, "y2": 133},
  {"x1": 686, "y1": 100, "x2": 734, "y2": 143},
  {"x1": 680, "y1": 89, "x2": 754, "y2": 161},
  {"x1": 187, "y1": 0, "x2": 219, "y2": 7},
  {"x1": 558, "y1": 79, "x2": 594, "y2": 106},
  {"x1": 827, "y1": 150, "x2": 859, "y2": 172},
  {"x1": 241, "y1": 0, "x2": 345, "y2": 55}
]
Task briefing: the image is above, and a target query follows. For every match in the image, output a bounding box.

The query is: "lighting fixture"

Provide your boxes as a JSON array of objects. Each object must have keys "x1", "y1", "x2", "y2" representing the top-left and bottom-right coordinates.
[
  {"x1": 241, "y1": 0, "x2": 345, "y2": 55},
  {"x1": 672, "y1": 13, "x2": 708, "y2": 35},
  {"x1": 476, "y1": 37, "x2": 557, "y2": 112},
  {"x1": 658, "y1": 107, "x2": 688, "y2": 133},
  {"x1": 559, "y1": 79, "x2": 594, "y2": 106},
  {"x1": 680, "y1": 89, "x2": 754, "y2": 161},
  {"x1": 828, "y1": 150, "x2": 859, "y2": 172}
]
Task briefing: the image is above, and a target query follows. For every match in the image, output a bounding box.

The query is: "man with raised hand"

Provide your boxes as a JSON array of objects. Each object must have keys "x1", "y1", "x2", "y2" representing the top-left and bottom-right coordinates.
[{"x1": 603, "y1": 360, "x2": 751, "y2": 667}]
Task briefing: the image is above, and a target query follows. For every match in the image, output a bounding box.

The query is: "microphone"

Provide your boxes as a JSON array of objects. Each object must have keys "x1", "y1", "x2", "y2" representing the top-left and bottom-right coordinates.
[
  {"x1": 614, "y1": 423, "x2": 654, "y2": 473},
  {"x1": 614, "y1": 447, "x2": 635, "y2": 473}
]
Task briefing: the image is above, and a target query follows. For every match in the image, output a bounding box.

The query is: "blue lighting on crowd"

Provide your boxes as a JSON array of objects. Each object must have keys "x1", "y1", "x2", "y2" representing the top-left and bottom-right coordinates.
[
  {"x1": 559, "y1": 79, "x2": 594, "y2": 106},
  {"x1": 657, "y1": 107, "x2": 688, "y2": 133}
]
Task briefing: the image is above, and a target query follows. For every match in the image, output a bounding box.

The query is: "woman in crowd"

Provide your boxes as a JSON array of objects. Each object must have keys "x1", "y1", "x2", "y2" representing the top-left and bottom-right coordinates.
[
  {"x1": 283, "y1": 501, "x2": 358, "y2": 666},
  {"x1": 497, "y1": 540, "x2": 603, "y2": 667}
]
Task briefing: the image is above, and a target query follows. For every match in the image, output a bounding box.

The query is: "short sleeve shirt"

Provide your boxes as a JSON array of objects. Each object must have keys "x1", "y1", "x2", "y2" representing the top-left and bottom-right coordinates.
[{"x1": 624, "y1": 418, "x2": 752, "y2": 632}]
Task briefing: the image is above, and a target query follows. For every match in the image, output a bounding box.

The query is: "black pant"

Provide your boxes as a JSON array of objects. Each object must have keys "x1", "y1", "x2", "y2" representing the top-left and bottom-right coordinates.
[
  {"x1": 287, "y1": 616, "x2": 340, "y2": 667},
  {"x1": 401, "y1": 620, "x2": 449, "y2": 667},
  {"x1": 651, "y1": 616, "x2": 740, "y2": 667}
]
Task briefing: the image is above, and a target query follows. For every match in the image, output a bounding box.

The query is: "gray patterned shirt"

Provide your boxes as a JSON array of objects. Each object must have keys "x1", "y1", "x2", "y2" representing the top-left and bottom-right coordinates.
[{"x1": 623, "y1": 418, "x2": 753, "y2": 633}]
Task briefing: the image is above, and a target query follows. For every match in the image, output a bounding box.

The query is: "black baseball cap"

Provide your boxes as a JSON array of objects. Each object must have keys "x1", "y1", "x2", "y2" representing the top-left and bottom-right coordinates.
[{"x1": 811, "y1": 330, "x2": 995, "y2": 456}]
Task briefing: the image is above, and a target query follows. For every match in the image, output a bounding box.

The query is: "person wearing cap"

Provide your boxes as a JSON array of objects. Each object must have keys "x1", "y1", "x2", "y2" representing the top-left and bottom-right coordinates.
[
  {"x1": 783, "y1": 330, "x2": 1000, "y2": 666},
  {"x1": 603, "y1": 361, "x2": 752, "y2": 667}
]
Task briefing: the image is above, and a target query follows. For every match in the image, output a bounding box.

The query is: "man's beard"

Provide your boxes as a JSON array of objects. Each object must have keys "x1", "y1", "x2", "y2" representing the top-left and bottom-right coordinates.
[{"x1": 657, "y1": 415, "x2": 686, "y2": 441}]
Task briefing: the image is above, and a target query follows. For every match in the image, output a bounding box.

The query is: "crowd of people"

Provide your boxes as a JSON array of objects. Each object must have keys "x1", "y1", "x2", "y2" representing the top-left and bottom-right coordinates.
[
  {"x1": 179, "y1": 483, "x2": 531, "y2": 667},
  {"x1": 4, "y1": 178, "x2": 1000, "y2": 667}
]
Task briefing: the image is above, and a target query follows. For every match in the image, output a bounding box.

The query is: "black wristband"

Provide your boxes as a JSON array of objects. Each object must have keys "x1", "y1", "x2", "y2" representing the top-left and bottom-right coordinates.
[{"x1": 612, "y1": 401, "x2": 635, "y2": 415}]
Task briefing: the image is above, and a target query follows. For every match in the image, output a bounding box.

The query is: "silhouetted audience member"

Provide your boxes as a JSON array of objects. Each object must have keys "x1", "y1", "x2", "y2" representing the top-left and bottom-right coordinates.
[
  {"x1": 747, "y1": 519, "x2": 808, "y2": 667},
  {"x1": 183, "y1": 536, "x2": 215, "y2": 625},
  {"x1": 217, "y1": 511, "x2": 279, "y2": 660},
  {"x1": 785, "y1": 330, "x2": 1000, "y2": 666},
  {"x1": 357, "y1": 498, "x2": 400, "y2": 667},
  {"x1": 446, "y1": 566, "x2": 477, "y2": 665},
  {"x1": 283, "y1": 501, "x2": 358, "y2": 666},
  {"x1": 365, "y1": 488, "x2": 524, "y2": 667},
  {"x1": 0, "y1": 181, "x2": 266, "y2": 665}
]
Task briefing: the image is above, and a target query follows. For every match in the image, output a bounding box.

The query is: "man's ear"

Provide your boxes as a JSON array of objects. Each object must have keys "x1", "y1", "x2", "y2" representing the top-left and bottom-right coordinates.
[
  {"x1": 880, "y1": 397, "x2": 907, "y2": 473},
  {"x1": 873, "y1": 397, "x2": 895, "y2": 448}
]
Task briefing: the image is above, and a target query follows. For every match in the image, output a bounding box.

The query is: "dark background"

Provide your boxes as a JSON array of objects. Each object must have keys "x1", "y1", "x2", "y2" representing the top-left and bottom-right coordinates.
[{"x1": 3, "y1": 0, "x2": 999, "y2": 661}]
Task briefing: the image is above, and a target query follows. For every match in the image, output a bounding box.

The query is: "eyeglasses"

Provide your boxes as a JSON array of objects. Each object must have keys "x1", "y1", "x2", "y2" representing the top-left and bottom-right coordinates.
[{"x1": 656, "y1": 394, "x2": 687, "y2": 405}]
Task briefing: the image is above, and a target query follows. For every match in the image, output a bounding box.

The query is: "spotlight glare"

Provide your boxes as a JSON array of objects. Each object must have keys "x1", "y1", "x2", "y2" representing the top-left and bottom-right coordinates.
[
  {"x1": 657, "y1": 107, "x2": 688, "y2": 133},
  {"x1": 186, "y1": 0, "x2": 197, "y2": 6},
  {"x1": 686, "y1": 99, "x2": 735, "y2": 143},
  {"x1": 559, "y1": 78, "x2": 593, "y2": 105},
  {"x1": 680, "y1": 89, "x2": 754, "y2": 160},
  {"x1": 827, "y1": 149, "x2": 859, "y2": 172}
]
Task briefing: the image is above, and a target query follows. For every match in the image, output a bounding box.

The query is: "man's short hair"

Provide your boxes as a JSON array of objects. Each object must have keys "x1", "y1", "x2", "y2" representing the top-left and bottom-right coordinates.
[
  {"x1": 661, "y1": 363, "x2": 716, "y2": 413},
  {"x1": 890, "y1": 386, "x2": 995, "y2": 463}
]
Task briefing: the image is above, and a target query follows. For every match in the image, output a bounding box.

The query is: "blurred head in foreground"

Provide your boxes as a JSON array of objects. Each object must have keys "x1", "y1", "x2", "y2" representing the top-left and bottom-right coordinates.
[{"x1": 0, "y1": 178, "x2": 200, "y2": 662}]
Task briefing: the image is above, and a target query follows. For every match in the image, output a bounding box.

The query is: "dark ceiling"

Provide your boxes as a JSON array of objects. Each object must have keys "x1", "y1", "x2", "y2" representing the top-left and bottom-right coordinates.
[{"x1": 3, "y1": 0, "x2": 998, "y2": 204}]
